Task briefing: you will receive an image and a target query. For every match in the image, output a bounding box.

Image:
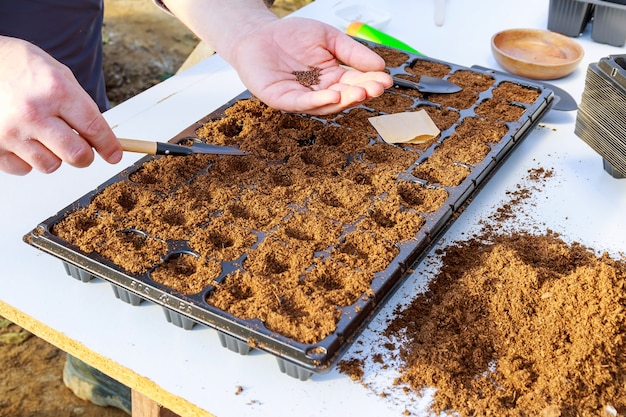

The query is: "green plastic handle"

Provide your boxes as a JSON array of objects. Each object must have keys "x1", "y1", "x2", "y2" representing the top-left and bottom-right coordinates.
[{"x1": 346, "y1": 22, "x2": 423, "y2": 55}]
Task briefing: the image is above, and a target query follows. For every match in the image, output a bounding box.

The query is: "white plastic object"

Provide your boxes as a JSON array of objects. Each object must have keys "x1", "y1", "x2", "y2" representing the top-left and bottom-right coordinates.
[
  {"x1": 332, "y1": 2, "x2": 391, "y2": 30},
  {"x1": 434, "y1": 0, "x2": 446, "y2": 26}
]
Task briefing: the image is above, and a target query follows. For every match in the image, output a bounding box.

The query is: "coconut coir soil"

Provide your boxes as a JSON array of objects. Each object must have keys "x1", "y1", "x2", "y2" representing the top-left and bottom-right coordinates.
[
  {"x1": 384, "y1": 230, "x2": 626, "y2": 417},
  {"x1": 52, "y1": 50, "x2": 546, "y2": 356},
  {"x1": 338, "y1": 167, "x2": 626, "y2": 416}
]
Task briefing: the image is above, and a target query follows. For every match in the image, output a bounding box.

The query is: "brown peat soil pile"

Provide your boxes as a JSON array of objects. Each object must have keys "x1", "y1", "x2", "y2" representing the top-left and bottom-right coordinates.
[{"x1": 339, "y1": 167, "x2": 626, "y2": 417}]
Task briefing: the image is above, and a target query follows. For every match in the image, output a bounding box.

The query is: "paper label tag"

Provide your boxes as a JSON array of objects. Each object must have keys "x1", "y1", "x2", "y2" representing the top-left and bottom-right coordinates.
[{"x1": 369, "y1": 110, "x2": 440, "y2": 144}]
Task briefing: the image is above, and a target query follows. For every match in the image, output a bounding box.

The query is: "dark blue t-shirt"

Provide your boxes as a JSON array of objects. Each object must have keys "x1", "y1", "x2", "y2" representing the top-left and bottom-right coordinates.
[{"x1": 0, "y1": 0, "x2": 109, "y2": 111}]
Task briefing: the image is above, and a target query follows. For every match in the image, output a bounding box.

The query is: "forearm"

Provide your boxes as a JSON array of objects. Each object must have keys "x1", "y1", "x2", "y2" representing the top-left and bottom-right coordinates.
[
  {"x1": 159, "y1": 0, "x2": 278, "y2": 65},
  {"x1": 157, "y1": 0, "x2": 391, "y2": 115}
]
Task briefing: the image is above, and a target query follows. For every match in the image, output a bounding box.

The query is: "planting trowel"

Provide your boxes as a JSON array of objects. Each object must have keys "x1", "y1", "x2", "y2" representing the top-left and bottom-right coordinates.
[
  {"x1": 392, "y1": 75, "x2": 462, "y2": 94},
  {"x1": 119, "y1": 138, "x2": 249, "y2": 156}
]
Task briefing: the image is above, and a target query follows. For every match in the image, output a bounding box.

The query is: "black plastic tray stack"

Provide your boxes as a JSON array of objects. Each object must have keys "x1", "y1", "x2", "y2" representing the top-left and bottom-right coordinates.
[
  {"x1": 575, "y1": 54, "x2": 626, "y2": 178},
  {"x1": 24, "y1": 45, "x2": 554, "y2": 381},
  {"x1": 548, "y1": 0, "x2": 626, "y2": 46}
]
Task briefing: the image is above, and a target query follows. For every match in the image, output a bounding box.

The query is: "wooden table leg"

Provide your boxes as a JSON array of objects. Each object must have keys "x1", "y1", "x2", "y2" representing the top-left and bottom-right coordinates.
[{"x1": 131, "y1": 390, "x2": 180, "y2": 417}]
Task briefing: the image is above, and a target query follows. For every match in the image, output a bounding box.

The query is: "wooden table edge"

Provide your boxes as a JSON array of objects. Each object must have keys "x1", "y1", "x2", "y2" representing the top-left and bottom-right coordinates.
[{"x1": 0, "y1": 299, "x2": 213, "y2": 417}]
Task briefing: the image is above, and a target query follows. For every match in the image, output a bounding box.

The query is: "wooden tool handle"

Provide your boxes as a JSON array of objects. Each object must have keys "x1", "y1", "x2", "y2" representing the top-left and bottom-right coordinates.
[{"x1": 118, "y1": 138, "x2": 158, "y2": 155}]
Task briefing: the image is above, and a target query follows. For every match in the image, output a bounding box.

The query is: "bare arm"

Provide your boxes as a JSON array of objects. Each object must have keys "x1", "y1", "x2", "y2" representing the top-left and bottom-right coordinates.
[{"x1": 161, "y1": 0, "x2": 392, "y2": 115}]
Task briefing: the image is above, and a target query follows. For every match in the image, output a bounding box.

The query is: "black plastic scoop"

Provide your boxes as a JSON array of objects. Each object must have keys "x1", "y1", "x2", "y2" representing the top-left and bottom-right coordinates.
[
  {"x1": 339, "y1": 64, "x2": 461, "y2": 94},
  {"x1": 119, "y1": 137, "x2": 248, "y2": 156},
  {"x1": 392, "y1": 75, "x2": 462, "y2": 94}
]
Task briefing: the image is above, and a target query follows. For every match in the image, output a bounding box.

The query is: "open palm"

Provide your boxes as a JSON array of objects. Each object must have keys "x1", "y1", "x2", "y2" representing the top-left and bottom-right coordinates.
[{"x1": 229, "y1": 17, "x2": 393, "y2": 115}]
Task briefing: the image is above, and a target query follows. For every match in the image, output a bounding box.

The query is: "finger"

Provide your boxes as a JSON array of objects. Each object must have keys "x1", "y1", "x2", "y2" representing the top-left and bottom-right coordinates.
[
  {"x1": 332, "y1": 33, "x2": 388, "y2": 72},
  {"x1": 270, "y1": 88, "x2": 341, "y2": 114},
  {"x1": 257, "y1": 67, "x2": 391, "y2": 115},
  {"x1": 339, "y1": 70, "x2": 393, "y2": 90},
  {"x1": 57, "y1": 89, "x2": 122, "y2": 165},
  {"x1": 270, "y1": 82, "x2": 385, "y2": 116},
  {"x1": 272, "y1": 87, "x2": 365, "y2": 116},
  {"x1": 4, "y1": 138, "x2": 62, "y2": 174},
  {"x1": 0, "y1": 152, "x2": 34, "y2": 176},
  {"x1": 49, "y1": 136, "x2": 94, "y2": 168},
  {"x1": 346, "y1": 78, "x2": 390, "y2": 100},
  {"x1": 34, "y1": 118, "x2": 96, "y2": 168}
]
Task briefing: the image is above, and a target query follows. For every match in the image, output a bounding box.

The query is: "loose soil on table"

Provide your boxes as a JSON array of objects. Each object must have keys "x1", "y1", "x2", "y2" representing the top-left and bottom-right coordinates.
[
  {"x1": 0, "y1": 1, "x2": 310, "y2": 416},
  {"x1": 392, "y1": 232, "x2": 625, "y2": 417},
  {"x1": 338, "y1": 168, "x2": 626, "y2": 417}
]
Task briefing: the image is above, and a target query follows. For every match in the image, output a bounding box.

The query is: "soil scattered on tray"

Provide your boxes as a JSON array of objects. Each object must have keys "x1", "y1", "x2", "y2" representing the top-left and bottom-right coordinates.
[
  {"x1": 51, "y1": 47, "x2": 547, "y2": 347},
  {"x1": 371, "y1": 46, "x2": 409, "y2": 68}
]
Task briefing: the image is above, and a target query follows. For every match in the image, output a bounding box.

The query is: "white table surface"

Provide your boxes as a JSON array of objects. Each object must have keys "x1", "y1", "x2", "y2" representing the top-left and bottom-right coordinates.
[{"x1": 2, "y1": 0, "x2": 625, "y2": 415}]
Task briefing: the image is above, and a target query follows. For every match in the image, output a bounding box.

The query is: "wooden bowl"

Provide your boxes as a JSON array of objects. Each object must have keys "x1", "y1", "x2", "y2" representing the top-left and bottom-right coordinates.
[{"x1": 491, "y1": 28, "x2": 584, "y2": 80}]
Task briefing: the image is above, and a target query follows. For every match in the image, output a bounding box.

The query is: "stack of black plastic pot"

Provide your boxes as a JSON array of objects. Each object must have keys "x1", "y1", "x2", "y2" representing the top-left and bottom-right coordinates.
[
  {"x1": 575, "y1": 55, "x2": 626, "y2": 178},
  {"x1": 548, "y1": 0, "x2": 626, "y2": 46}
]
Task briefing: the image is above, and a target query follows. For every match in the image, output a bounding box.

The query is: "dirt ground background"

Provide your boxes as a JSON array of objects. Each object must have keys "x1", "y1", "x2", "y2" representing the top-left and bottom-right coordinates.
[{"x1": 0, "y1": 1, "x2": 310, "y2": 416}]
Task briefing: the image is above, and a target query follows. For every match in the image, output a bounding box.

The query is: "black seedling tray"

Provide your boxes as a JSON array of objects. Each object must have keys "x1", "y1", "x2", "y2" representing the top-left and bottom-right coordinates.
[
  {"x1": 576, "y1": 54, "x2": 626, "y2": 178},
  {"x1": 24, "y1": 46, "x2": 554, "y2": 380}
]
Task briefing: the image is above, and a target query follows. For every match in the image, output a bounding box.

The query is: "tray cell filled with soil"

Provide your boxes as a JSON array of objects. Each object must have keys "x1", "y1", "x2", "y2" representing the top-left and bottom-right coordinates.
[{"x1": 24, "y1": 42, "x2": 555, "y2": 380}]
